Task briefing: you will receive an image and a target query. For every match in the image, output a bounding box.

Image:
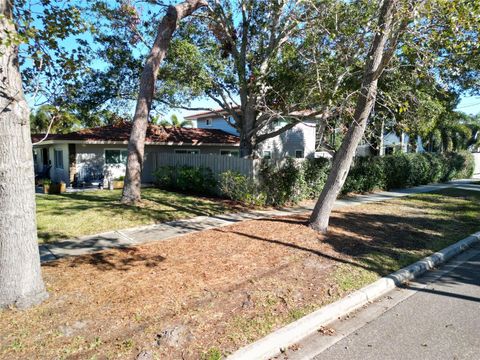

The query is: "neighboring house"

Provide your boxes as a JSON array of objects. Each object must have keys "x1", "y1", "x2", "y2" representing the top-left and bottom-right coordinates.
[
  {"x1": 32, "y1": 121, "x2": 239, "y2": 186},
  {"x1": 381, "y1": 132, "x2": 425, "y2": 155},
  {"x1": 184, "y1": 109, "x2": 317, "y2": 159},
  {"x1": 355, "y1": 131, "x2": 425, "y2": 157}
]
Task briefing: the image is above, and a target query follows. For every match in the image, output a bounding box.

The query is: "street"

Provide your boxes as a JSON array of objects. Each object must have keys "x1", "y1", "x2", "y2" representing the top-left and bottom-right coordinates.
[{"x1": 285, "y1": 243, "x2": 480, "y2": 360}]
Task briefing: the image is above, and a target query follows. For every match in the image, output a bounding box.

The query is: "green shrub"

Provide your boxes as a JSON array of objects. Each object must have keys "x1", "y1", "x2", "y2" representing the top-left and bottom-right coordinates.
[
  {"x1": 443, "y1": 151, "x2": 474, "y2": 181},
  {"x1": 406, "y1": 153, "x2": 431, "y2": 186},
  {"x1": 344, "y1": 151, "x2": 473, "y2": 192},
  {"x1": 153, "y1": 165, "x2": 217, "y2": 195},
  {"x1": 423, "y1": 152, "x2": 445, "y2": 183},
  {"x1": 260, "y1": 158, "x2": 308, "y2": 206},
  {"x1": 343, "y1": 156, "x2": 385, "y2": 193},
  {"x1": 458, "y1": 151, "x2": 475, "y2": 179},
  {"x1": 383, "y1": 153, "x2": 411, "y2": 190},
  {"x1": 155, "y1": 151, "x2": 473, "y2": 205},
  {"x1": 258, "y1": 157, "x2": 331, "y2": 206},
  {"x1": 177, "y1": 166, "x2": 217, "y2": 193},
  {"x1": 302, "y1": 158, "x2": 331, "y2": 197},
  {"x1": 153, "y1": 166, "x2": 176, "y2": 189},
  {"x1": 219, "y1": 170, "x2": 266, "y2": 206}
]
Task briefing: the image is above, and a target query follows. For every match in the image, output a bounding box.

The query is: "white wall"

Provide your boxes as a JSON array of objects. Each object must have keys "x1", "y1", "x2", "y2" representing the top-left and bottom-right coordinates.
[
  {"x1": 383, "y1": 132, "x2": 409, "y2": 153},
  {"x1": 382, "y1": 132, "x2": 425, "y2": 153},
  {"x1": 196, "y1": 116, "x2": 317, "y2": 159},
  {"x1": 76, "y1": 144, "x2": 126, "y2": 185},
  {"x1": 49, "y1": 143, "x2": 69, "y2": 184},
  {"x1": 473, "y1": 153, "x2": 480, "y2": 176},
  {"x1": 257, "y1": 121, "x2": 316, "y2": 159}
]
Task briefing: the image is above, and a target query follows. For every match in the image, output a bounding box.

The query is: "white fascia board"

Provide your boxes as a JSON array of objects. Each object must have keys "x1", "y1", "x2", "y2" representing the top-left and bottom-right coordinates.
[{"x1": 33, "y1": 139, "x2": 240, "y2": 147}]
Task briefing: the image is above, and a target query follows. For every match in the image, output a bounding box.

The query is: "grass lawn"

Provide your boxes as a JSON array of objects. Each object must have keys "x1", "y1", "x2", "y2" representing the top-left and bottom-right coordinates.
[
  {"x1": 2, "y1": 187, "x2": 479, "y2": 359},
  {"x1": 36, "y1": 188, "x2": 237, "y2": 242}
]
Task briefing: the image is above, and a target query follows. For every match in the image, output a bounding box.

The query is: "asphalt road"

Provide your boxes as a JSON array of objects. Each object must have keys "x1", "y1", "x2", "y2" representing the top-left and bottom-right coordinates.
[
  {"x1": 284, "y1": 243, "x2": 480, "y2": 360},
  {"x1": 314, "y1": 244, "x2": 480, "y2": 360}
]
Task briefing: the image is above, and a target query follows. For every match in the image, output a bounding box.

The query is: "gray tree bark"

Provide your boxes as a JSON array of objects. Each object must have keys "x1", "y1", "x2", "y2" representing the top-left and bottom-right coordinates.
[
  {"x1": 309, "y1": 0, "x2": 404, "y2": 232},
  {"x1": 121, "y1": 0, "x2": 207, "y2": 204},
  {"x1": 0, "y1": 0, "x2": 48, "y2": 309},
  {"x1": 239, "y1": 105, "x2": 258, "y2": 158}
]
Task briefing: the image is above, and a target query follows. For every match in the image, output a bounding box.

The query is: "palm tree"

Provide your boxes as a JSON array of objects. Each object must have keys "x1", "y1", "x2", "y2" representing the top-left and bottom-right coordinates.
[
  {"x1": 427, "y1": 112, "x2": 474, "y2": 152},
  {"x1": 158, "y1": 114, "x2": 193, "y2": 128},
  {"x1": 30, "y1": 105, "x2": 81, "y2": 134}
]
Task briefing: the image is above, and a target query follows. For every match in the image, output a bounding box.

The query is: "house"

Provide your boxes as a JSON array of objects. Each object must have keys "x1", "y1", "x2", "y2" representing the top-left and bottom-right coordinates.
[
  {"x1": 355, "y1": 132, "x2": 426, "y2": 157},
  {"x1": 32, "y1": 121, "x2": 239, "y2": 186},
  {"x1": 32, "y1": 109, "x2": 317, "y2": 187},
  {"x1": 184, "y1": 109, "x2": 317, "y2": 159}
]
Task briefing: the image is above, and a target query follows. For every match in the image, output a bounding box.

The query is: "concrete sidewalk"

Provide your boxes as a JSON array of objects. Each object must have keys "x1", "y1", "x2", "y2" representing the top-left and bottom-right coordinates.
[{"x1": 38, "y1": 181, "x2": 471, "y2": 263}]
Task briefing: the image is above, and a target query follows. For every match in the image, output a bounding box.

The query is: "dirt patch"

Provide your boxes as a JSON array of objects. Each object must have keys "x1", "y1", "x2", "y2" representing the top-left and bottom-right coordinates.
[{"x1": 1, "y1": 191, "x2": 479, "y2": 359}]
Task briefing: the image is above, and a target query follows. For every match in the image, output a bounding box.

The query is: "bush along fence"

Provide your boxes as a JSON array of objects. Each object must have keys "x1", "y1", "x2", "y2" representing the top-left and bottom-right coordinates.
[{"x1": 152, "y1": 151, "x2": 474, "y2": 207}]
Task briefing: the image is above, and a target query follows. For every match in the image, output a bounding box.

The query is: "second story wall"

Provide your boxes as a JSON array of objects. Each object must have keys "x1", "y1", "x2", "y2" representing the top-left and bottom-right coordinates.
[
  {"x1": 257, "y1": 121, "x2": 316, "y2": 159},
  {"x1": 190, "y1": 112, "x2": 317, "y2": 159}
]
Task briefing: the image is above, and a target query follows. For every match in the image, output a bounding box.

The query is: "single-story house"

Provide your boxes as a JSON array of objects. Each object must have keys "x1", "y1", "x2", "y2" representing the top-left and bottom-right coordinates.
[{"x1": 32, "y1": 121, "x2": 240, "y2": 186}]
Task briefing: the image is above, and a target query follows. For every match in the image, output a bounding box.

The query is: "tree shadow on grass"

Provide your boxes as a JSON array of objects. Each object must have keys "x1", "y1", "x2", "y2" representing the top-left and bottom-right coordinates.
[
  {"x1": 36, "y1": 188, "x2": 234, "y2": 242},
  {"x1": 40, "y1": 189, "x2": 228, "y2": 221},
  {"x1": 232, "y1": 197, "x2": 480, "y2": 279}
]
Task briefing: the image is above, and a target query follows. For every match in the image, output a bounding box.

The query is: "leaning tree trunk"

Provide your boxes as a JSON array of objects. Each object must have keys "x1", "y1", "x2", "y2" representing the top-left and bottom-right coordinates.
[
  {"x1": 0, "y1": 1, "x2": 48, "y2": 308},
  {"x1": 121, "y1": 0, "x2": 207, "y2": 204},
  {"x1": 309, "y1": 0, "x2": 402, "y2": 232}
]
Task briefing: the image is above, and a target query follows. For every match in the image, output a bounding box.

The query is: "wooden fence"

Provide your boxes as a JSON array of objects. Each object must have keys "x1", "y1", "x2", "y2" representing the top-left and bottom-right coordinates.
[{"x1": 147, "y1": 153, "x2": 259, "y2": 181}]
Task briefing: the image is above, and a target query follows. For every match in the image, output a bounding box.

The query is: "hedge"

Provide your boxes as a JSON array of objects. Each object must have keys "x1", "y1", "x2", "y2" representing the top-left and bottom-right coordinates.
[
  {"x1": 220, "y1": 151, "x2": 474, "y2": 207},
  {"x1": 153, "y1": 165, "x2": 217, "y2": 195},
  {"x1": 153, "y1": 152, "x2": 474, "y2": 207},
  {"x1": 343, "y1": 151, "x2": 474, "y2": 194}
]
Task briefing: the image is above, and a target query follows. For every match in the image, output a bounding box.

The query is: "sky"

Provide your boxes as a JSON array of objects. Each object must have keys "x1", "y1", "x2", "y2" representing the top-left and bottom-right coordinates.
[
  {"x1": 168, "y1": 95, "x2": 480, "y2": 122},
  {"x1": 455, "y1": 95, "x2": 480, "y2": 116},
  {"x1": 23, "y1": 0, "x2": 480, "y2": 122}
]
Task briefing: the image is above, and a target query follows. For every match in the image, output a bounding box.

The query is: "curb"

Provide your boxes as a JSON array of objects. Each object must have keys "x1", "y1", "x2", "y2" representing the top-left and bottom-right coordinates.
[{"x1": 227, "y1": 231, "x2": 480, "y2": 360}]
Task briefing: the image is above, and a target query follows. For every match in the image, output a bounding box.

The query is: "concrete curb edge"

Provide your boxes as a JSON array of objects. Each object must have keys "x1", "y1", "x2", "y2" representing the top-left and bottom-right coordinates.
[{"x1": 227, "y1": 231, "x2": 480, "y2": 360}]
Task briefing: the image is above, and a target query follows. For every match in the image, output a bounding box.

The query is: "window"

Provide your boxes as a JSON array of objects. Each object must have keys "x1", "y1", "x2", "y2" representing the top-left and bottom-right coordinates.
[
  {"x1": 205, "y1": 119, "x2": 212, "y2": 126},
  {"x1": 263, "y1": 150, "x2": 272, "y2": 159},
  {"x1": 105, "y1": 149, "x2": 128, "y2": 164},
  {"x1": 174, "y1": 149, "x2": 200, "y2": 154},
  {"x1": 54, "y1": 150, "x2": 64, "y2": 169},
  {"x1": 220, "y1": 150, "x2": 239, "y2": 157},
  {"x1": 295, "y1": 150, "x2": 304, "y2": 158}
]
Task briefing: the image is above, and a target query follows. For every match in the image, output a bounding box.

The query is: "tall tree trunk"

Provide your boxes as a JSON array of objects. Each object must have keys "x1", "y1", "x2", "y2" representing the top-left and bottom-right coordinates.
[
  {"x1": 0, "y1": 1, "x2": 48, "y2": 308},
  {"x1": 121, "y1": 0, "x2": 207, "y2": 204},
  {"x1": 239, "y1": 106, "x2": 257, "y2": 158},
  {"x1": 309, "y1": 0, "x2": 402, "y2": 232},
  {"x1": 239, "y1": 137, "x2": 255, "y2": 158},
  {"x1": 316, "y1": 120, "x2": 328, "y2": 151}
]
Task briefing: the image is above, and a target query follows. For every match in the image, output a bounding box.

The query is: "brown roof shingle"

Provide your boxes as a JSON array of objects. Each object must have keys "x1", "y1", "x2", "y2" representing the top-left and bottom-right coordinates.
[{"x1": 31, "y1": 121, "x2": 239, "y2": 145}]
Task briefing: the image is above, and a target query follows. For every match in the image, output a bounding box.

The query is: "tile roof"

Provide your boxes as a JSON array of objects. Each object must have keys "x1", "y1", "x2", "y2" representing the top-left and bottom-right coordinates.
[{"x1": 31, "y1": 121, "x2": 240, "y2": 145}]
